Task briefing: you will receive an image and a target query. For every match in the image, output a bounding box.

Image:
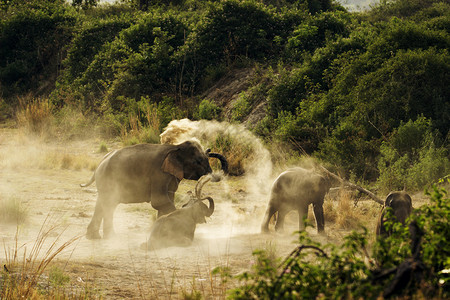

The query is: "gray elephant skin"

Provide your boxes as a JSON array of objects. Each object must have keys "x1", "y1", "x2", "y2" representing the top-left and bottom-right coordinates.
[
  {"x1": 376, "y1": 191, "x2": 413, "y2": 237},
  {"x1": 141, "y1": 196, "x2": 214, "y2": 250},
  {"x1": 81, "y1": 140, "x2": 227, "y2": 239},
  {"x1": 261, "y1": 167, "x2": 330, "y2": 234}
]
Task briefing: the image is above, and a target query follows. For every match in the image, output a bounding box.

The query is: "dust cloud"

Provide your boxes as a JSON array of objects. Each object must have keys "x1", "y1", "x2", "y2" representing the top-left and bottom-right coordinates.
[
  {"x1": 159, "y1": 119, "x2": 275, "y2": 237},
  {"x1": 161, "y1": 118, "x2": 274, "y2": 196}
]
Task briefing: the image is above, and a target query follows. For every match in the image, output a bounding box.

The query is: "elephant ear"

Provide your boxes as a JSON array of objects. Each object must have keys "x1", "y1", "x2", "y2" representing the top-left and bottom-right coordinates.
[{"x1": 161, "y1": 151, "x2": 184, "y2": 181}]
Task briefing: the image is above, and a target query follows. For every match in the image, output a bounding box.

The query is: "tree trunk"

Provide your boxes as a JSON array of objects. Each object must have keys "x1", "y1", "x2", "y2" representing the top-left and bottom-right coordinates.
[{"x1": 318, "y1": 165, "x2": 383, "y2": 205}]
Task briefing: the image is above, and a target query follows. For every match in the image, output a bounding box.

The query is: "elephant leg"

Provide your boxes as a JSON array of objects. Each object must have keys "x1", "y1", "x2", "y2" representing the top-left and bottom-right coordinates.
[
  {"x1": 102, "y1": 203, "x2": 118, "y2": 239},
  {"x1": 261, "y1": 204, "x2": 277, "y2": 233},
  {"x1": 313, "y1": 202, "x2": 325, "y2": 233},
  {"x1": 275, "y1": 208, "x2": 289, "y2": 232},
  {"x1": 86, "y1": 199, "x2": 104, "y2": 240},
  {"x1": 297, "y1": 205, "x2": 309, "y2": 231}
]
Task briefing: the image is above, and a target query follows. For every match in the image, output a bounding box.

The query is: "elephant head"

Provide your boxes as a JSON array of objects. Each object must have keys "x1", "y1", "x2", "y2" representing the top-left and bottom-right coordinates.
[
  {"x1": 376, "y1": 191, "x2": 413, "y2": 237},
  {"x1": 142, "y1": 175, "x2": 215, "y2": 250},
  {"x1": 182, "y1": 174, "x2": 215, "y2": 223},
  {"x1": 161, "y1": 141, "x2": 228, "y2": 181},
  {"x1": 181, "y1": 196, "x2": 215, "y2": 224}
]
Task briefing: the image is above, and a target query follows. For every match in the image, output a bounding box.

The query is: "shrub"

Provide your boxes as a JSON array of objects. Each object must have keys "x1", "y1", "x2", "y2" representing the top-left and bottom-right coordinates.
[
  {"x1": 227, "y1": 187, "x2": 449, "y2": 299},
  {"x1": 231, "y1": 92, "x2": 251, "y2": 122},
  {"x1": 62, "y1": 15, "x2": 133, "y2": 84},
  {"x1": 286, "y1": 10, "x2": 351, "y2": 58},
  {"x1": 16, "y1": 96, "x2": 54, "y2": 136},
  {"x1": 377, "y1": 117, "x2": 450, "y2": 192},
  {"x1": 0, "y1": 2, "x2": 76, "y2": 99},
  {"x1": 195, "y1": 99, "x2": 221, "y2": 120}
]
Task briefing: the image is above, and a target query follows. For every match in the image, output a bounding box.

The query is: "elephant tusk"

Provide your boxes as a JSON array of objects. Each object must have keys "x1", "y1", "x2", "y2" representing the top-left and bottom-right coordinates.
[
  {"x1": 195, "y1": 175, "x2": 212, "y2": 200},
  {"x1": 205, "y1": 197, "x2": 214, "y2": 217}
]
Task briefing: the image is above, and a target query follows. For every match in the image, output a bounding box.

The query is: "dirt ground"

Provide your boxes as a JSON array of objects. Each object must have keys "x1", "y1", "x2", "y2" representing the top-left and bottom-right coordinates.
[{"x1": 0, "y1": 127, "x2": 427, "y2": 299}]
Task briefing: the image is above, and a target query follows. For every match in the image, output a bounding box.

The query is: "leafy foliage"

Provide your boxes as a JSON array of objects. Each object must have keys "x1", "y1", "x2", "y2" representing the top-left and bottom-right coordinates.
[
  {"x1": 377, "y1": 117, "x2": 450, "y2": 192},
  {"x1": 228, "y1": 187, "x2": 450, "y2": 299},
  {"x1": 1, "y1": 0, "x2": 448, "y2": 191}
]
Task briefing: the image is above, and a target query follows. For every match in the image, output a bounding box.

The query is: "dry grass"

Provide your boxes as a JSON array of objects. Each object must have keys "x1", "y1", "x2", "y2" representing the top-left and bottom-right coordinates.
[
  {"x1": 324, "y1": 188, "x2": 382, "y2": 231},
  {"x1": 121, "y1": 104, "x2": 161, "y2": 145},
  {"x1": 0, "y1": 197, "x2": 28, "y2": 225},
  {"x1": 41, "y1": 152, "x2": 98, "y2": 171},
  {"x1": 1, "y1": 216, "x2": 83, "y2": 299},
  {"x1": 16, "y1": 95, "x2": 54, "y2": 137}
]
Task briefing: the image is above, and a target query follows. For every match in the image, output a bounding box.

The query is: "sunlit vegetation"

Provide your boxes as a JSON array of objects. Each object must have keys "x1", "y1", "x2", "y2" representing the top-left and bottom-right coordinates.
[
  {"x1": 223, "y1": 187, "x2": 449, "y2": 299},
  {"x1": 0, "y1": 0, "x2": 449, "y2": 297},
  {"x1": 0, "y1": 219, "x2": 87, "y2": 299},
  {"x1": 1, "y1": 0, "x2": 447, "y2": 192}
]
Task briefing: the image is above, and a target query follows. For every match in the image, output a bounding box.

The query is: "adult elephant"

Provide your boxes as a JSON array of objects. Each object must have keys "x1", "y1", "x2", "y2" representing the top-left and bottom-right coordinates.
[
  {"x1": 81, "y1": 140, "x2": 227, "y2": 239},
  {"x1": 261, "y1": 167, "x2": 330, "y2": 234},
  {"x1": 376, "y1": 191, "x2": 413, "y2": 237}
]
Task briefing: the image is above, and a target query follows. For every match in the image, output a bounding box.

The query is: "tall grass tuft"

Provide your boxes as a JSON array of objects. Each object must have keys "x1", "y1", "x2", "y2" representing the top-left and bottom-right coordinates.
[
  {"x1": 335, "y1": 189, "x2": 361, "y2": 229},
  {"x1": 16, "y1": 96, "x2": 54, "y2": 136},
  {"x1": 0, "y1": 197, "x2": 28, "y2": 225},
  {"x1": 121, "y1": 105, "x2": 161, "y2": 146},
  {"x1": 1, "y1": 216, "x2": 81, "y2": 299}
]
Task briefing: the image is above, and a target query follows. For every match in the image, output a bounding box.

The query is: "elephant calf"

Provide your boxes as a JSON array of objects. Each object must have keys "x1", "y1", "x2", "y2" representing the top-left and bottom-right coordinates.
[
  {"x1": 141, "y1": 196, "x2": 214, "y2": 250},
  {"x1": 261, "y1": 167, "x2": 330, "y2": 234},
  {"x1": 376, "y1": 191, "x2": 413, "y2": 237}
]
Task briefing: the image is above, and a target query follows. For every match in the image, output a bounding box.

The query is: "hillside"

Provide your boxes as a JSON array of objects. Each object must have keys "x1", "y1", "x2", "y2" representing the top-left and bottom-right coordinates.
[{"x1": 0, "y1": 0, "x2": 449, "y2": 189}]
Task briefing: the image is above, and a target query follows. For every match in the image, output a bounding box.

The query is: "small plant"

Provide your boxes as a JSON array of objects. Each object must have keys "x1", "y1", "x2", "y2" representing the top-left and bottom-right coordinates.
[
  {"x1": 98, "y1": 142, "x2": 108, "y2": 153},
  {"x1": 16, "y1": 96, "x2": 54, "y2": 137},
  {"x1": 231, "y1": 92, "x2": 251, "y2": 122},
  {"x1": 48, "y1": 266, "x2": 70, "y2": 289}
]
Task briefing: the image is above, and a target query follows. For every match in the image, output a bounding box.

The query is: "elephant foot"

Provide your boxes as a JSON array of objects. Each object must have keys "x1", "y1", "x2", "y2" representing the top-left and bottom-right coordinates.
[
  {"x1": 317, "y1": 229, "x2": 325, "y2": 235},
  {"x1": 86, "y1": 231, "x2": 102, "y2": 240}
]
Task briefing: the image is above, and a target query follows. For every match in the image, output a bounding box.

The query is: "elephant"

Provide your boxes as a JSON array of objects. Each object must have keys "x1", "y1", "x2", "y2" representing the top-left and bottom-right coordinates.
[
  {"x1": 141, "y1": 175, "x2": 214, "y2": 250},
  {"x1": 80, "y1": 140, "x2": 227, "y2": 239},
  {"x1": 376, "y1": 191, "x2": 413, "y2": 237},
  {"x1": 261, "y1": 167, "x2": 330, "y2": 234}
]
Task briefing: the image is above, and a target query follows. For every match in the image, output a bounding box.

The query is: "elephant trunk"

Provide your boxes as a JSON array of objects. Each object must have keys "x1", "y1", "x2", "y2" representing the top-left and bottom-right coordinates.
[
  {"x1": 204, "y1": 197, "x2": 214, "y2": 217},
  {"x1": 206, "y1": 150, "x2": 229, "y2": 174}
]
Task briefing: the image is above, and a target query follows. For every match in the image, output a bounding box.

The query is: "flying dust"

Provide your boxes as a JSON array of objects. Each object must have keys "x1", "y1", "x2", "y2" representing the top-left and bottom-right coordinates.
[{"x1": 159, "y1": 119, "x2": 276, "y2": 235}]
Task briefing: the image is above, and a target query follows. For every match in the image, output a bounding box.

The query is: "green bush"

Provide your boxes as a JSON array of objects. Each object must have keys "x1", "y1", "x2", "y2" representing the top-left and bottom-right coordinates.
[
  {"x1": 195, "y1": 99, "x2": 221, "y2": 120},
  {"x1": 377, "y1": 117, "x2": 450, "y2": 192},
  {"x1": 72, "y1": 11, "x2": 189, "y2": 110},
  {"x1": 286, "y1": 11, "x2": 352, "y2": 58},
  {"x1": 62, "y1": 15, "x2": 133, "y2": 83},
  {"x1": 0, "y1": 2, "x2": 76, "y2": 100},
  {"x1": 227, "y1": 187, "x2": 450, "y2": 299},
  {"x1": 191, "y1": 0, "x2": 287, "y2": 67}
]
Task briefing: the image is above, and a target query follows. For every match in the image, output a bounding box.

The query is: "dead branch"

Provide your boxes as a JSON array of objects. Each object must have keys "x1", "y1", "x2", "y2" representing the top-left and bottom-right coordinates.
[{"x1": 318, "y1": 165, "x2": 383, "y2": 205}]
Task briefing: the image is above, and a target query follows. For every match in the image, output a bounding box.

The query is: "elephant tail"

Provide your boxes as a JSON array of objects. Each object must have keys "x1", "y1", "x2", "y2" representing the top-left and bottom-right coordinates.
[{"x1": 80, "y1": 174, "x2": 95, "y2": 188}]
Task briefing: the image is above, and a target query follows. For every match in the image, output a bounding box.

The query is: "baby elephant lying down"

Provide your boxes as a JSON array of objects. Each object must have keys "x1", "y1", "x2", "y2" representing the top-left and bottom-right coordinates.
[
  {"x1": 141, "y1": 175, "x2": 215, "y2": 251},
  {"x1": 141, "y1": 197, "x2": 214, "y2": 250}
]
